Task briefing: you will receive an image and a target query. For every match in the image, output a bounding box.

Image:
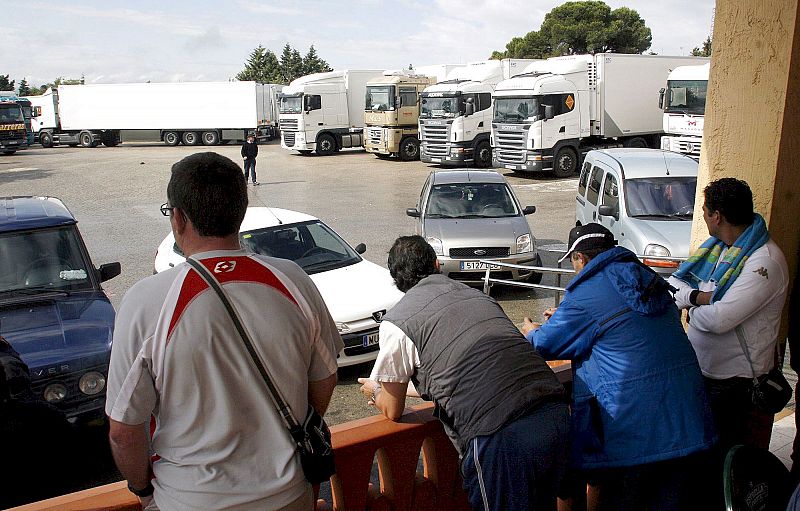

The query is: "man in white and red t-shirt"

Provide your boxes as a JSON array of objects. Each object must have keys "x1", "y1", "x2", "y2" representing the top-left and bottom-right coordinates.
[{"x1": 106, "y1": 152, "x2": 342, "y2": 511}]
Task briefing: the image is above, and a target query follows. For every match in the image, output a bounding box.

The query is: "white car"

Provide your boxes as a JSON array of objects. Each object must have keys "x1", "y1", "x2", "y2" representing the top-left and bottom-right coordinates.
[{"x1": 154, "y1": 207, "x2": 403, "y2": 367}]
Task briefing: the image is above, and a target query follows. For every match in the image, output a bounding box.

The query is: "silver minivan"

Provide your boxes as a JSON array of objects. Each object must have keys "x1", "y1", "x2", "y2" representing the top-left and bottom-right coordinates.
[
  {"x1": 406, "y1": 169, "x2": 542, "y2": 283},
  {"x1": 576, "y1": 149, "x2": 698, "y2": 274}
]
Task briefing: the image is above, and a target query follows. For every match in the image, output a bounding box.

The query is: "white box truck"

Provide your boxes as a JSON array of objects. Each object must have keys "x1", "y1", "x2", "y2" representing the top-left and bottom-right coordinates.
[
  {"x1": 279, "y1": 70, "x2": 384, "y2": 156},
  {"x1": 659, "y1": 61, "x2": 710, "y2": 157},
  {"x1": 491, "y1": 54, "x2": 706, "y2": 176},
  {"x1": 418, "y1": 59, "x2": 538, "y2": 168},
  {"x1": 26, "y1": 81, "x2": 282, "y2": 148}
]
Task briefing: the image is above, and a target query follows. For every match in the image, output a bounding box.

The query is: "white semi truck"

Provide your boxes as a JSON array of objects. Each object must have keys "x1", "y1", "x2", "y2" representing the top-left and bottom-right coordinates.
[
  {"x1": 279, "y1": 70, "x2": 384, "y2": 156},
  {"x1": 418, "y1": 59, "x2": 538, "y2": 167},
  {"x1": 26, "y1": 81, "x2": 282, "y2": 148},
  {"x1": 659, "y1": 62, "x2": 710, "y2": 157},
  {"x1": 491, "y1": 54, "x2": 705, "y2": 177}
]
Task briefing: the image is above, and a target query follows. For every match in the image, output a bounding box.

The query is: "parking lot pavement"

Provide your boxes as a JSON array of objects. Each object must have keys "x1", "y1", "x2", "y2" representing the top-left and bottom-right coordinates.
[{"x1": 1, "y1": 142, "x2": 578, "y2": 426}]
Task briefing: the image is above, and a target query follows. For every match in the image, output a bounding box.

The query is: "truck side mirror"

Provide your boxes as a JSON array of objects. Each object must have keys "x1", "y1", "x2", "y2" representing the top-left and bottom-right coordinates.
[
  {"x1": 522, "y1": 205, "x2": 536, "y2": 215},
  {"x1": 406, "y1": 208, "x2": 421, "y2": 218},
  {"x1": 598, "y1": 204, "x2": 618, "y2": 220},
  {"x1": 464, "y1": 97, "x2": 475, "y2": 116},
  {"x1": 97, "y1": 262, "x2": 121, "y2": 282},
  {"x1": 354, "y1": 243, "x2": 366, "y2": 254},
  {"x1": 658, "y1": 88, "x2": 665, "y2": 109},
  {"x1": 33, "y1": 106, "x2": 41, "y2": 117},
  {"x1": 544, "y1": 105, "x2": 554, "y2": 120}
]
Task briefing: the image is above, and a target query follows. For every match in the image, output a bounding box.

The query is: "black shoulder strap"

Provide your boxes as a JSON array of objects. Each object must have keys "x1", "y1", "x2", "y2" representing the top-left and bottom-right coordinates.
[{"x1": 185, "y1": 257, "x2": 302, "y2": 433}]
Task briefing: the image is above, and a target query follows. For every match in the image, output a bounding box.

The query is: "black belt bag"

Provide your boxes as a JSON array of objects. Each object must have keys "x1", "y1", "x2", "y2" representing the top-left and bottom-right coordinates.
[
  {"x1": 187, "y1": 258, "x2": 336, "y2": 484},
  {"x1": 735, "y1": 326, "x2": 792, "y2": 414}
]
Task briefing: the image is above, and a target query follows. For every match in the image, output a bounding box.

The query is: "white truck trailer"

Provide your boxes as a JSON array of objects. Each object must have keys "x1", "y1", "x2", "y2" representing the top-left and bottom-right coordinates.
[
  {"x1": 279, "y1": 70, "x2": 384, "y2": 156},
  {"x1": 491, "y1": 54, "x2": 706, "y2": 176},
  {"x1": 659, "y1": 61, "x2": 710, "y2": 157},
  {"x1": 418, "y1": 59, "x2": 538, "y2": 168},
  {"x1": 26, "y1": 81, "x2": 282, "y2": 148}
]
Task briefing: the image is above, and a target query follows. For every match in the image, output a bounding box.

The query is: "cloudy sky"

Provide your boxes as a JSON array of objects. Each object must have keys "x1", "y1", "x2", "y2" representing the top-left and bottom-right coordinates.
[{"x1": 4, "y1": 0, "x2": 715, "y2": 87}]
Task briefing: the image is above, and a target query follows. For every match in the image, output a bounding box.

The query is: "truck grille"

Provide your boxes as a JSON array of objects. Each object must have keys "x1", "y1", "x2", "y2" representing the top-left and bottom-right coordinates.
[
  {"x1": 367, "y1": 127, "x2": 382, "y2": 145},
  {"x1": 420, "y1": 121, "x2": 451, "y2": 156},
  {"x1": 283, "y1": 132, "x2": 296, "y2": 147},
  {"x1": 449, "y1": 247, "x2": 510, "y2": 258},
  {"x1": 677, "y1": 139, "x2": 702, "y2": 156},
  {"x1": 280, "y1": 119, "x2": 298, "y2": 131},
  {"x1": 0, "y1": 129, "x2": 24, "y2": 141},
  {"x1": 493, "y1": 125, "x2": 529, "y2": 163}
]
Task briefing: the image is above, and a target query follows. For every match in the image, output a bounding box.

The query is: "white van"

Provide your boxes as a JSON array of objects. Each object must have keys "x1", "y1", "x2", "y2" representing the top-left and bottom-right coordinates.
[{"x1": 575, "y1": 149, "x2": 698, "y2": 274}]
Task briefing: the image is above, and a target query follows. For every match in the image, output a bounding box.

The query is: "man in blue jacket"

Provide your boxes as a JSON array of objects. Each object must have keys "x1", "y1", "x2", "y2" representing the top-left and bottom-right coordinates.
[{"x1": 521, "y1": 223, "x2": 717, "y2": 511}]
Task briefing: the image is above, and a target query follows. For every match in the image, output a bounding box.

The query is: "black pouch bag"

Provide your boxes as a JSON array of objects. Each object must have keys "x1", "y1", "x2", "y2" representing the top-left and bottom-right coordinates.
[
  {"x1": 291, "y1": 405, "x2": 336, "y2": 484},
  {"x1": 750, "y1": 367, "x2": 792, "y2": 414}
]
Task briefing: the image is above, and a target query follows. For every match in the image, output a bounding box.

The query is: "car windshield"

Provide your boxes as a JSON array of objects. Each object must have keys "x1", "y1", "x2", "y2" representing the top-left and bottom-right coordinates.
[
  {"x1": 494, "y1": 96, "x2": 538, "y2": 122},
  {"x1": 626, "y1": 177, "x2": 697, "y2": 218},
  {"x1": 420, "y1": 95, "x2": 462, "y2": 118},
  {"x1": 0, "y1": 104, "x2": 24, "y2": 123},
  {"x1": 239, "y1": 220, "x2": 361, "y2": 274},
  {"x1": 665, "y1": 80, "x2": 707, "y2": 115},
  {"x1": 426, "y1": 183, "x2": 519, "y2": 218},
  {"x1": 0, "y1": 226, "x2": 94, "y2": 294},
  {"x1": 365, "y1": 85, "x2": 395, "y2": 111},
  {"x1": 279, "y1": 95, "x2": 302, "y2": 114}
]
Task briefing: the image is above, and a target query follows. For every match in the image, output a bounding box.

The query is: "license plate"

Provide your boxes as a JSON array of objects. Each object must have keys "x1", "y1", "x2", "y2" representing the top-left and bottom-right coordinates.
[
  {"x1": 362, "y1": 332, "x2": 379, "y2": 347},
  {"x1": 430, "y1": 158, "x2": 441, "y2": 163},
  {"x1": 460, "y1": 261, "x2": 502, "y2": 271}
]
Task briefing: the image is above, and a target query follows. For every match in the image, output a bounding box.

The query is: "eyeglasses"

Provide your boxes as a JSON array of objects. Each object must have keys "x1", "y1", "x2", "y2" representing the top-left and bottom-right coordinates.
[{"x1": 160, "y1": 203, "x2": 174, "y2": 217}]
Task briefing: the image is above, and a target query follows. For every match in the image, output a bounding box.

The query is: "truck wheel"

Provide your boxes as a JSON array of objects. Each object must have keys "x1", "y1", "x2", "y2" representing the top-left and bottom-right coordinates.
[
  {"x1": 39, "y1": 132, "x2": 53, "y2": 148},
  {"x1": 163, "y1": 131, "x2": 180, "y2": 146},
  {"x1": 474, "y1": 140, "x2": 492, "y2": 168},
  {"x1": 625, "y1": 137, "x2": 648, "y2": 148},
  {"x1": 399, "y1": 137, "x2": 420, "y2": 161},
  {"x1": 102, "y1": 131, "x2": 120, "y2": 147},
  {"x1": 316, "y1": 134, "x2": 336, "y2": 156},
  {"x1": 79, "y1": 131, "x2": 95, "y2": 148},
  {"x1": 202, "y1": 131, "x2": 220, "y2": 145},
  {"x1": 552, "y1": 147, "x2": 578, "y2": 177},
  {"x1": 182, "y1": 131, "x2": 200, "y2": 145}
]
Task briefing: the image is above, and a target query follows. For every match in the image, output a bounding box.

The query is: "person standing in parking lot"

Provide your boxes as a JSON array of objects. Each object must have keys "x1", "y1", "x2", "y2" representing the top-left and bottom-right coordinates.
[{"x1": 241, "y1": 133, "x2": 259, "y2": 185}]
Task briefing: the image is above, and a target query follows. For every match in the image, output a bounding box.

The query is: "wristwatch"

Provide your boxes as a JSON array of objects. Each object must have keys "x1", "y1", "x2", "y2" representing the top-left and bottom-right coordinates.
[
  {"x1": 128, "y1": 481, "x2": 154, "y2": 498},
  {"x1": 371, "y1": 383, "x2": 382, "y2": 403}
]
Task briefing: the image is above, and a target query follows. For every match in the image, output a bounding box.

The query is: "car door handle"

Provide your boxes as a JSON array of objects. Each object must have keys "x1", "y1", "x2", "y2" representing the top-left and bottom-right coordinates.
[{"x1": 559, "y1": 126, "x2": 566, "y2": 133}]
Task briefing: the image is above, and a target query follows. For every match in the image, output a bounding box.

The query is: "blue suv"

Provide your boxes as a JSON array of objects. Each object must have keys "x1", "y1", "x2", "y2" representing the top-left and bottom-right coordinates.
[{"x1": 0, "y1": 197, "x2": 120, "y2": 421}]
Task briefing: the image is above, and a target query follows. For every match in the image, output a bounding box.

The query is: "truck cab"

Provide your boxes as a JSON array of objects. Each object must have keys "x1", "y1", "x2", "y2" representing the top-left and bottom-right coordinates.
[
  {"x1": 0, "y1": 197, "x2": 121, "y2": 421},
  {"x1": 0, "y1": 97, "x2": 29, "y2": 155},
  {"x1": 659, "y1": 62, "x2": 710, "y2": 157}
]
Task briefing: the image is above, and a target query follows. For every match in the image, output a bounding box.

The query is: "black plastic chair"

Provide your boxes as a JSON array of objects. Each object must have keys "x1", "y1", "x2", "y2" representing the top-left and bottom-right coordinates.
[{"x1": 723, "y1": 444, "x2": 793, "y2": 511}]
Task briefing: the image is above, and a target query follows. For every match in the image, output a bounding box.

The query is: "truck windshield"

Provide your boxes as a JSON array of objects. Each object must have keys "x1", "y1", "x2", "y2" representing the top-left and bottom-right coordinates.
[
  {"x1": 365, "y1": 85, "x2": 395, "y2": 111},
  {"x1": 426, "y1": 183, "x2": 519, "y2": 219},
  {"x1": 626, "y1": 177, "x2": 697, "y2": 219},
  {"x1": 0, "y1": 104, "x2": 24, "y2": 123},
  {"x1": 0, "y1": 226, "x2": 95, "y2": 294},
  {"x1": 420, "y1": 95, "x2": 462, "y2": 118},
  {"x1": 665, "y1": 80, "x2": 707, "y2": 115},
  {"x1": 494, "y1": 96, "x2": 538, "y2": 122},
  {"x1": 279, "y1": 95, "x2": 303, "y2": 114}
]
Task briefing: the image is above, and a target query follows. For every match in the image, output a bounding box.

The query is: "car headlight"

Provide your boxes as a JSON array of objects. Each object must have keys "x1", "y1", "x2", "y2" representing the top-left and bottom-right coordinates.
[
  {"x1": 516, "y1": 234, "x2": 532, "y2": 253},
  {"x1": 335, "y1": 322, "x2": 351, "y2": 333},
  {"x1": 44, "y1": 383, "x2": 67, "y2": 403},
  {"x1": 643, "y1": 244, "x2": 678, "y2": 268},
  {"x1": 79, "y1": 371, "x2": 106, "y2": 395},
  {"x1": 644, "y1": 244, "x2": 670, "y2": 257},
  {"x1": 426, "y1": 237, "x2": 444, "y2": 256}
]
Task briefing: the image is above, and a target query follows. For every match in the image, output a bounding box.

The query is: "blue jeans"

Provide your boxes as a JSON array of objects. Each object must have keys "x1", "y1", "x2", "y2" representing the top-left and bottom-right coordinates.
[
  {"x1": 243, "y1": 158, "x2": 257, "y2": 183},
  {"x1": 461, "y1": 401, "x2": 569, "y2": 511}
]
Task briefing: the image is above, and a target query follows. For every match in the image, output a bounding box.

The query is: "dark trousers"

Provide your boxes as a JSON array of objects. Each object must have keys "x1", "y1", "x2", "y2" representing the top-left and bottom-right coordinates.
[
  {"x1": 704, "y1": 376, "x2": 774, "y2": 451},
  {"x1": 584, "y1": 450, "x2": 716, "y2": 511},
  {"x1": 243, "y1": 158, "x2": 257, "y2": 183},
  {"x1": 460, "y1": 401, "x2": 569, "y2": 511}
]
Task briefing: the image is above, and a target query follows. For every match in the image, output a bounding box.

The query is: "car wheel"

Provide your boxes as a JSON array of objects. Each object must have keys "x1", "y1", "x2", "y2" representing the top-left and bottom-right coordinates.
[
  {"x1": 552, "y1": 147, "x2": 577, "y2": 178},
  {"x1": 399, "y1": 137, "x2": 420, "y2": 161},
  {"x1": 474, "y1": 140, "x2": 492, "y2": 168},
  {"x1": 316, "y1": 134, "x2": 336, "y2": 156}
]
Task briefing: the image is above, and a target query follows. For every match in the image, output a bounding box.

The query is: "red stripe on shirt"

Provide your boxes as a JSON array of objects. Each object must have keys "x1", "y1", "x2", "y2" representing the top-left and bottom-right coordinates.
[
  {"x1": 166, "y1": 269, "x2": 209, "y2": 342},
  {"x1": 199, "y1": 256, "x2": 298, "y2": 306}
]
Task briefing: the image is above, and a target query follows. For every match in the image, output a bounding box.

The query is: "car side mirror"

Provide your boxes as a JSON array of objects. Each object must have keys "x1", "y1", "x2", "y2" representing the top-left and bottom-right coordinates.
[
  {"x1": 97, "y1": 262, "x2": 121, "y2": 282},
  {"x1": 544, "y1": 105, "x2": 554, "y2": 120},
  {"x1": 354, "y1": 243, "x2": 366, "y2": 254},
  {"x1": 406, "y1": 208, "x2": 420, "y2": 218},
  {"x1": 522, "y1": 205, "x2": 536, "y2": 215},
  {"x1": 598, "y1": 204, "x2": 618, "y2": 220}
]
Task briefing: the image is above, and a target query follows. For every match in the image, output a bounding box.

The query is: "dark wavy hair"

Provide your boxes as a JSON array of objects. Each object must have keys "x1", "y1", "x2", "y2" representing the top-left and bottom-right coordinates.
[
  {"x1": 387, "y1": 235, "x2": 439, "y2": 292},
  {"x1": 167, "y1": 152, "x2": 247, "y2": 237},
  {"x1": 703, "y1": 178, "x2": 754, "y2": 226}
]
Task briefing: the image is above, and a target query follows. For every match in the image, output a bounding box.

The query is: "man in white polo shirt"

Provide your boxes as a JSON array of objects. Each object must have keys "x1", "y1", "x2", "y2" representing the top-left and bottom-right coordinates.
[{"x1": 106, "y1": 152, "x2": 342, "y2": 511}]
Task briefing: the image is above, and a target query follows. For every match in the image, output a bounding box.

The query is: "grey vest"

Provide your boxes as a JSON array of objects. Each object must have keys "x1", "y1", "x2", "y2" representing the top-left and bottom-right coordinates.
[{"x1": 384, "y1": 274, "x2": 564, "y2": 453}]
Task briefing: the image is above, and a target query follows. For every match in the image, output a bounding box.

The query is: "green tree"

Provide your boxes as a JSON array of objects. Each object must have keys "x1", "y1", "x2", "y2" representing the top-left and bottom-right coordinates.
[
  {"x1": 279, "y1": 44, "x2": 305, "y2": 83},
  {"x1": 236, "y1": 45, "x2": 282, "y2": 83},
  {"x1": 492, "y1": 1, "x2": 651, "y2": 58},
  {"x1": 691, "y1": 36, "x2": 713, "y2": 57},
  {"x1": 238, "y1": 43, "x2": 330, "y2": 85},
  {"x1": 17, "y1": 78, "x2": 31, "y2": 96},
  {"x1": 302, "y1": 45, "x2": 332, "y2": 76},
  {"x1": 0, "y1": 75, "x2": 14, "y2": 91}
]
